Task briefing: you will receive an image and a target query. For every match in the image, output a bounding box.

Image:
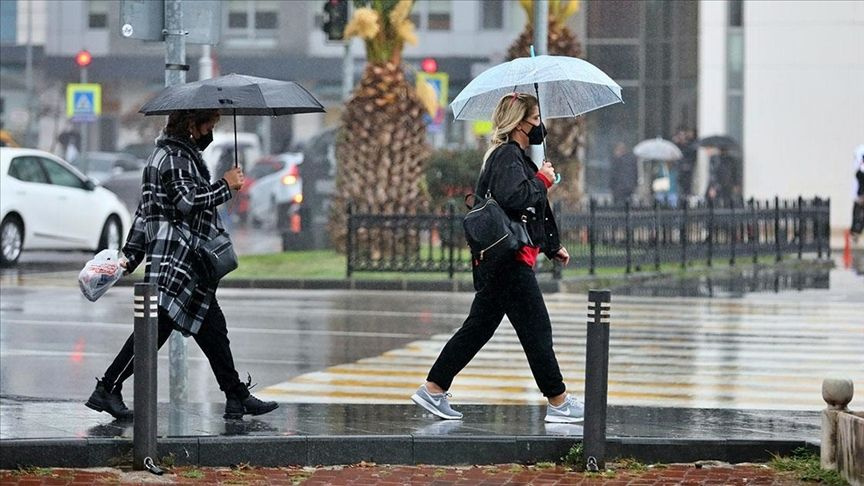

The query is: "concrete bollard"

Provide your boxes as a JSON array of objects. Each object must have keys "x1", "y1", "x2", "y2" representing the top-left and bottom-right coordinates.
[
  {"x1": 821, "y1": 378, "x2": 854, "y2": 471},
  {"x1": 584, "y1": 289, "x2": 611, "y2": 471},
  {"x1": 133, "y1": 283, "x2": 159, "y2": 472}
]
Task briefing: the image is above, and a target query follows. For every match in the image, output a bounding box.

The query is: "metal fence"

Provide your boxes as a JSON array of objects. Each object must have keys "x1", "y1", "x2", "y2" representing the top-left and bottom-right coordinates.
[{"x1": 346, "y1": 197, "x2": 831, "y2": 278}]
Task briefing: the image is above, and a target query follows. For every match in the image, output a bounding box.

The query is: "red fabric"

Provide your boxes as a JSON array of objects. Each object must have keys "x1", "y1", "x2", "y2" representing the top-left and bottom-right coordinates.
[
  {"x1": 516, "y1": 245, "x2": 540, "y2": 267},
  {"x1": 536, "y1": 172, "x2": 553, "y2": 188}
]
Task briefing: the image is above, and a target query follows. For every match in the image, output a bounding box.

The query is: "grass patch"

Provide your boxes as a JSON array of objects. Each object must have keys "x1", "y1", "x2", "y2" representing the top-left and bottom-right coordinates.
[
  {"x1": 11, "y1": 466, "x2": 55, "y2": 477},
  {"x1": 614, "y1": 457, "x2": 648, "y2": 472},
  {"x1": 181, "y1": 468, "x2": 205, "y2": 479},
  {"x1": 769, "y1": 447, "x2": 848, "y2": 486},
  {"x1": 561, "y1": 442, "x2": 584, "y2": 470},
  {"x1": 535, "y1": 461, "x2": 557, "y2": 469}
]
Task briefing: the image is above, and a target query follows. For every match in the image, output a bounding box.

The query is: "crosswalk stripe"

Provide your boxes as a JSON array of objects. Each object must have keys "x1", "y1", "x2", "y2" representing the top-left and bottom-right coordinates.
[{"x1": 255, "y1": 295, "x2": 863, "y2": 410}]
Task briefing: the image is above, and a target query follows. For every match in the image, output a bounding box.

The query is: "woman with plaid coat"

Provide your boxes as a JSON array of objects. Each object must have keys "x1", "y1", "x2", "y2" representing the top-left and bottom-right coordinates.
[{"x1": 85, "y1": 110, "x2": 278, "y2": 420}]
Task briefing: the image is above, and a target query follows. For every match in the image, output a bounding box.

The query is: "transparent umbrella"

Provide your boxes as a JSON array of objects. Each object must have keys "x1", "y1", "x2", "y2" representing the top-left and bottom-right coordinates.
[
  {"x1": 449, "y1": 55, "x2": 623, "y2": 121},
  {"x1": 633, "y1": 138, "x2": 682, "y2": 161}
]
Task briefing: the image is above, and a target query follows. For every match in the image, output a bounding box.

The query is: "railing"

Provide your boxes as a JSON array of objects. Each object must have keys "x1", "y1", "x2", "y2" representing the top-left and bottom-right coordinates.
[{"x1": 346, "y1": 197, "x2": 831, "y2": 278}]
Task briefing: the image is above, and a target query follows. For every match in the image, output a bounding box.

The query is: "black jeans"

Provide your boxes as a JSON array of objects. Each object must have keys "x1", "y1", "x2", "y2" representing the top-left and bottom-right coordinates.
[
  {"x1": 852, "y1": 201, "x2": 864, "y2": 235},
  {"x1": 427, "y1": 259, "x2": 566, "y2": 398},
  {"x1": 101, "y1": 299, "x2": 246, "y2": 398}
]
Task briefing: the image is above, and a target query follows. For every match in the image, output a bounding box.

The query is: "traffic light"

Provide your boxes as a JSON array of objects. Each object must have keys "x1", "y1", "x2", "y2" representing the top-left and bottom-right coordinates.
[
  {"x1": 421, "y1": 57, "x2": 438, "y2": 74},
  {"x1": 75, "y1": 50, "x2": 92, "y2": 68},
  {"x1": 322, "y1": 0, "x2": 348, "y2": 41}
]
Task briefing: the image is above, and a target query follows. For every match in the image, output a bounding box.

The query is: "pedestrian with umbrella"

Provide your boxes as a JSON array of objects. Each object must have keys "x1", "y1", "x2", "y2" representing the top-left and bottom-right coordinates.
[
  {"x1": 412, "y1": 54, "x2": 622, "y2": 423},
  {"x1": 86, "y1": 74, "x2": 323, "y2": 420}
]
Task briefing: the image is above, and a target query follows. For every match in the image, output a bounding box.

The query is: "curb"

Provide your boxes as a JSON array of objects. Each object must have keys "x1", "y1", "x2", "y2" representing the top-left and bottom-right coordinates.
[{"x1": 0, "y1": 436, "x2": 817, "y2": 469}]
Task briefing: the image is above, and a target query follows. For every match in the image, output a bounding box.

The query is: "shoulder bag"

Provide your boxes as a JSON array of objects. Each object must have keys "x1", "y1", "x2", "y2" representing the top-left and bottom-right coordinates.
[{"x1": 463, "y1": 189, "x2": 532, "y2": 262}]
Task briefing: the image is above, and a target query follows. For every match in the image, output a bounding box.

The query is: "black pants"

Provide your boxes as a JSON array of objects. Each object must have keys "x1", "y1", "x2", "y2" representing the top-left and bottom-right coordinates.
[
  {"x1": 101, "y1": 299, "x2": 246, "y2": 398},
  {"x1": 427, "y1": 259, "x2": 566, "y2": 398},
  {"x1": 852, "y1": 201, "x2": 864, "y2": 235}
]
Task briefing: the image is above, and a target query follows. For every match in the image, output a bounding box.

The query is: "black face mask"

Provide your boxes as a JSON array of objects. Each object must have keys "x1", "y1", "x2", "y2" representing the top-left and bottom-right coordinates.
[
  {"x1": 195, "y1": 131, "x2": 213, "y2": 151},
  {"x1": 523, "y1": 121, "x2": 547, "y2": 145}
]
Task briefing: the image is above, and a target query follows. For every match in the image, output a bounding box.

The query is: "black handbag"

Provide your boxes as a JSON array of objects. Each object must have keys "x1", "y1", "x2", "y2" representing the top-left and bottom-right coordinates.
[
  {"x1": 194, "y1": 231, "x2": 238, "y2": 283},
  {"x1": 463, "y1": 190, "x2": 533, "y2": 262},
  {"x1": 174, "y1": 225, "x2": 238, "y2": 283}
]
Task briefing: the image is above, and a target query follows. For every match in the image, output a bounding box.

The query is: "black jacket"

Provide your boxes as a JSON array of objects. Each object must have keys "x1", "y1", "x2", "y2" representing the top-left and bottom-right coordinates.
[{"x1": 475, "y1": 142, "x2": 562, "y2": 259}]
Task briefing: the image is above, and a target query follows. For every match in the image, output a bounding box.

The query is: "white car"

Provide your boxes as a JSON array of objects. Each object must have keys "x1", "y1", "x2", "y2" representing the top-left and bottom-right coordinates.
[
  {"x1": 201, "y1": 131, "x2": 262, "y2": 183},
  {"x1": 0, "y1": 147, "x2": 132, "y2": 267},
  {"x1": 248, "y1": 153, "x2": 303, "y2": 228}
]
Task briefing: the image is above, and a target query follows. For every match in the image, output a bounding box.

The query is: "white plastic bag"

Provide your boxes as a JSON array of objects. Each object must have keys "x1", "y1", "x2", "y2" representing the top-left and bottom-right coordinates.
[{"x1": 78, "y1": 249, "x2": 124, "y2": 302}]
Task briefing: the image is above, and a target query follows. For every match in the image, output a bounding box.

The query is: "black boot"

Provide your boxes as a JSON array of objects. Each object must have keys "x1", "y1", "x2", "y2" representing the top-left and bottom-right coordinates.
[
  {"x1": 224, "y1": 375, "x2": 278, "y2": 420},
  {"x1": 85, "y1": 379, "x2": 133, "y2": 420}
]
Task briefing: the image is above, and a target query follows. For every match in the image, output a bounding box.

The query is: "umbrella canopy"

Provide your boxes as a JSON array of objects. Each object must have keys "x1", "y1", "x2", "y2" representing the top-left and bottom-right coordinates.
[
  {"x1": 699, "y1": 135, "x2": 739, "y2": 150},
  {"x1": 633, "y1": 138, "x2": 682, "y2": 161},
  {"x1": 139, "y1": 73, "x2": 325, "y2": 116},
  {"x1": 449, "y1": 55, "x2": 623, "y2": 121}
]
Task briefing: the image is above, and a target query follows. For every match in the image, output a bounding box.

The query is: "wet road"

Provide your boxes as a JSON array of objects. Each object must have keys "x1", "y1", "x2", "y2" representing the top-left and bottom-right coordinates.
[{"x1": 1, "y1": 259, "x2": 861, "y2": 410}]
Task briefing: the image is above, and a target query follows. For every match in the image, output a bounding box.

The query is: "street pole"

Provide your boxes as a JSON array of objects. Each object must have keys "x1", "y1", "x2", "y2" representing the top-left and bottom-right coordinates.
[
  {"x1": 79, "y1": 66, "x2": 88, "y2": 154},
  {"x1": 531, "y1": 0, "x2": 548, "y2": 165},
  {"x1": 24, "y1": 1, "x2": 35, "y2": 148},
  {"x1": 164, "y1": 0, "x2": 189, "y2": 405},
  {"x1": 342, "y1": 41, "x2": 353, "y2": 101}
]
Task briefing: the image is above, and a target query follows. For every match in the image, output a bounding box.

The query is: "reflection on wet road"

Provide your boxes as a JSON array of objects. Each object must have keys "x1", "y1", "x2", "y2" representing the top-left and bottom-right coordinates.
[{"x1": 1, "y1": 266, "x2": 861, "y2": 410}]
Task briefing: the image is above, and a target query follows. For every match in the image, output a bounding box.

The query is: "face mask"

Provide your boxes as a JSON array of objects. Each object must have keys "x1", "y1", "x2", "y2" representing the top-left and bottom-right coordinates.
[
  {"x1": 195, "y1": 131, "x2": 213, "y2": 151},
  {"x1": 522, "y1": 121, "x2": 547, "y2": 145}
]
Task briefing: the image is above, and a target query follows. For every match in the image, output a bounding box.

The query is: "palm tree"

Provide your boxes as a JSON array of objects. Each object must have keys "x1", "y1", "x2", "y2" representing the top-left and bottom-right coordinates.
[
  {"x1": 508, "y1": 0, "x2": 585, "y2": 204},
  {"x1": 329, "y1": 0, "x2": 431, "y2": 256}
]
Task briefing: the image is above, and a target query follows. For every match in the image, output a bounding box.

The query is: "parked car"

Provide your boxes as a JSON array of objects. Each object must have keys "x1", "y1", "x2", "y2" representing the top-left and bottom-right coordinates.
[
  {"x1": 0, "y1": 147, "x2": 132, "y2": 267},
  {"x1": 70, "y1": 151, "x2": 144, "y2": 184},
  {"x1": 247, "y1": 152, "x2": 303, "y2": 229},
  {"x1": 202, "y1": 131, "x2": 262, "y2": 183}
]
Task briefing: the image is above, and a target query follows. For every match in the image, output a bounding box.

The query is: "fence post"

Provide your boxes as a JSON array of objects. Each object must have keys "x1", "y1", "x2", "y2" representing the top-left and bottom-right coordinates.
[
  {"x1": 346, "y1": 202, "x2": 354, "y2": 278},
  {"x1": 447, "y1": 201, "x2": 456, "y2": 280},
  {"x1": 774, "y1": 196, "x2": 782, "y2": 262},
  {"x1": 680, "y1": 198, "x2": 688, "y2": 269},
  {"x1": 750, "y1": 199, "x2": 758, "y2": 265},
  {"x1": 815, "y1": 197, "x2": 823, "y2": 259},
  {"x1": 133, "y1": 283, "x2": 158, "y2": 472},
  {"x1": 625, "y1": 201, "x2": 632, "y2": 274},
  {"x1": 653, "y1": 200, "x2": 660, "y2": 271},
  {"x1": 553, "y1": 201, "x2": 563, "y2": 280},
  {"x1": 584, "y1": 289, "x2": 611, "y2": 472},
  {"x1": 797, "y1": 196, "x2": 804, "y2": 259},
  {"x1": 707, "y1": 198, "x2": 714, "y2": 267},
  {"x1": 825, "y1": 198, "x2": 832, "y2": 260},
  {"x1": 730, "y1": 202, "x2": 737, "y2": 266},
  {"x1": 589, "y1": 198, "x2": 597, "y2": 275}
]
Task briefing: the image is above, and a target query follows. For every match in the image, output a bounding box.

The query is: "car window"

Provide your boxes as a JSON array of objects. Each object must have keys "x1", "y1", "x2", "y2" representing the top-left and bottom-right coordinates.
[
  {"x1": 40, "y1": 158, "x2": 87, "y2": 189},
  {"x1": 250, "y1": 161, "x2": 284, "y2": 179},
  {"x1": 8, "y1": 156, "x2": 49, "y2": 183}
]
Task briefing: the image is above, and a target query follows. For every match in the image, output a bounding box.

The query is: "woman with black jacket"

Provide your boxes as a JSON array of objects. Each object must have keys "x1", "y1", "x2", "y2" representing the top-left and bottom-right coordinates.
[{"x1": 411, "y1": 93, "x2": 582, "y2": 423}]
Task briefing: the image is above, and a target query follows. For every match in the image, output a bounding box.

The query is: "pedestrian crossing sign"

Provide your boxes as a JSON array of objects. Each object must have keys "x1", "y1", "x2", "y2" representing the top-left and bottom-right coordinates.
[{"x1": 66, "y1": 83, "x2": 102, "y2": 121}]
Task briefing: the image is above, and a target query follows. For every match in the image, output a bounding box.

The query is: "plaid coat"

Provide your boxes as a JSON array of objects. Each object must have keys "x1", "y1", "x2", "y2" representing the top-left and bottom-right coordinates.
[{"x1": 122, "y1": 135, "x2": 233, "y2": 335}]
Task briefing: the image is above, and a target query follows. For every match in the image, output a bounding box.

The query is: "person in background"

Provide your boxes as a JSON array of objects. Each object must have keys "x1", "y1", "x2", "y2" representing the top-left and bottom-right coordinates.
[
  {"x1": 852, "y1": 147, "x2": 864, "y2": 244},
  {"x1": 411, "y1": 93, "x2": 582, "y2": 424},
  {"x1": 609, "y1": 141, "x2": 639, "y2": 205}
]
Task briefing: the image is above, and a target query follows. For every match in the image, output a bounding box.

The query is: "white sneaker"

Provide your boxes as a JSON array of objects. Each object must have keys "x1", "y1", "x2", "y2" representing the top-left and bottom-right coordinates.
[
  {"x1": 544, "y1": 394, "x2": 584, "y2": 423},
  {"x1": 411, "y1": 384, "x2": 463, "y2": 420}
]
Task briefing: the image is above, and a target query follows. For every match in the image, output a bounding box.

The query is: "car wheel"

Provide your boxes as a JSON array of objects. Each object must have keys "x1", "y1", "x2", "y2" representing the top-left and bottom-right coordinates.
[
  {"x1": 97, "y1": 216, "x2": 122, "y2": 252},
  {"x1": 0, "y1": 216, "x2": 24, "y2": 267}
]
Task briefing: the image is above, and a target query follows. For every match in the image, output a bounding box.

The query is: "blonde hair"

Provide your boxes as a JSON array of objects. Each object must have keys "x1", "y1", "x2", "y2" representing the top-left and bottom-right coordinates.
[{"x1": 482, "y1": 93, "x2": 539, "y2": 168}]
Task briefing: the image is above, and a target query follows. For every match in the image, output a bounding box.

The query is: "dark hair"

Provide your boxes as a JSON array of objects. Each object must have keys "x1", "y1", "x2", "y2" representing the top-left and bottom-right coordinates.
[{"x1": 163, "y1": 110, "x2": 220, "y2": 139}]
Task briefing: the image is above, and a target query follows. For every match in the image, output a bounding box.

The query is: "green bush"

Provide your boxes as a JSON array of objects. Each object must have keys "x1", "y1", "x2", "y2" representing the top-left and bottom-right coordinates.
[{"x1": 424, "y1": 148, "x2": 484, "y2": 210}]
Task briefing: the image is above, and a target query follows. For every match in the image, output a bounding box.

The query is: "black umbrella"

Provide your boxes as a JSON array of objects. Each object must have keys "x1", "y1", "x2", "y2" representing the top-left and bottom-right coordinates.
[
  {"x1": 139, "y1": 73, "x2": 325, "y2": 167},
  {"x1": 699, "y1": 135, "x2": 739, "y2": 150}
]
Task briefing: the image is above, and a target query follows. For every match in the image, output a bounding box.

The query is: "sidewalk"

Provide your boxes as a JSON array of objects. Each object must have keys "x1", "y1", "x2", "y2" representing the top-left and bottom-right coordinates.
[
  {"x1": 0, "y1": 399, "x2": 819, "y2": 469},
  {"x1": 0, "y1": 462, "x2": 808, "y2": 485}
]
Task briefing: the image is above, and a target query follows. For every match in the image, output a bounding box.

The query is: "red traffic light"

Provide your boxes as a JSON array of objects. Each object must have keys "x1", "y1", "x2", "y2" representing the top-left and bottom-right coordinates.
[
  {"x1": 421, "y1": 57, "x2": 437, "y2": 74},
  {"x1": 75, "y1": 50, "x2": 92, "y2": 68}
]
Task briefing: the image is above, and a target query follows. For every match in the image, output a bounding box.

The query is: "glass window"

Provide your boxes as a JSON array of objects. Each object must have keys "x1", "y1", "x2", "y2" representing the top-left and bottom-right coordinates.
[
  {"x1": 587, "y1": 44, "x2": 640, "y2": 80},
  {"x1": 8, "y1": 157, "x2": 49, "y2": 183},
  {"x1": 229, "y1": 12, "x2": 248, "y2": 29},
  {"x1": 481, "y1": 0, "x2": 504, "y2": 30},
  {"x1": 587, "y1": 0, "x2": 639, "y2": 39},
  {"x1": 255, "y1": 11, "x2": 278, "y2": 29},
  {"x1": 428, "y1": 0, "x2": 451, "y2": 31},
  {"x1": 88, "y1": 0, "x2": 108, "y2": 29},
  {"x1": 729, "y1": 0, "x2": 743, "y2": 27},
  {"x1": 0, "y1": 0, "x2": 17, "y2": 44},
  {"x1": 40, "y1": 159, "x2": 87, "y2": 190}
]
